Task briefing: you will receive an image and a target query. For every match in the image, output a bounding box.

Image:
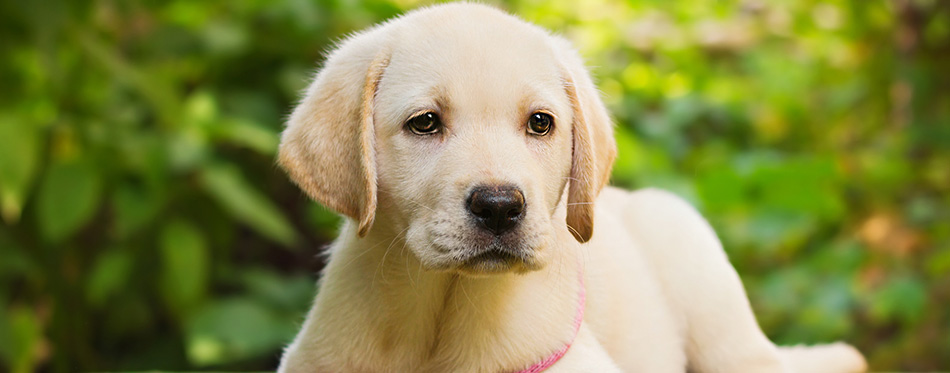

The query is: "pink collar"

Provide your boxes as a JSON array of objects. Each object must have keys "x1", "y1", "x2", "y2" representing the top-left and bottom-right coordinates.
[{"x1": 513, "y1": 267, "x2": 586, "y2": 373}]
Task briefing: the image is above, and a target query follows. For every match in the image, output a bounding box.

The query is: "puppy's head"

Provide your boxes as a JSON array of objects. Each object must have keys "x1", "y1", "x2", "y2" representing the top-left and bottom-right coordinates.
[{"x1": 279, "y1": 4, "x2": 615, "y2": 275}]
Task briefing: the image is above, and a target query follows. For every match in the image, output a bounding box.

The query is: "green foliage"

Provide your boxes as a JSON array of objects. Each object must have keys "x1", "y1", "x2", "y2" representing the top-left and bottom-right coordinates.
[
  {"x1": 1, "y1": 0, "x2": 948, "y2": 371},
  {"x1": 184, "y1": 297, "x2": 295, "y2": 366},
  {"x1": 0, "y1": 117, "x2": 41, "y2": 223},
  {"x1": 159, "y1": 220, "x2": 209, "y2": 317},
  {"x1": 200, "y1": 163, "x2": 297, "y2": 247},
  {"x1": 0, "y1": 306, "x2": 42, "y2": 373},
  {"x1": 36, "y1": 159, "x2": 103, "y2": 243}
]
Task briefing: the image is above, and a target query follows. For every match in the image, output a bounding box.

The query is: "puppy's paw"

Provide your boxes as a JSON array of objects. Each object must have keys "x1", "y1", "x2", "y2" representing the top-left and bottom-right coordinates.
[{"x1": 778, "y1": 341, "x2": 867, "y2": 373}]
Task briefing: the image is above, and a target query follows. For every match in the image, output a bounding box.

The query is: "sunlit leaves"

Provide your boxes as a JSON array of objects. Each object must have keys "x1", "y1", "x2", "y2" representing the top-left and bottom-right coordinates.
[{"x1": 1, "y1": 0, "x2": 948, "y2": 370}]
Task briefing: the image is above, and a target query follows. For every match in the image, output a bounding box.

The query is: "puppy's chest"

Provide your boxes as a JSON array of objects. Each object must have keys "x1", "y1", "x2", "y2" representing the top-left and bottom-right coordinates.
[
  {"x1": 315, "y1": 277, "x2": 576, "y2": 372},
  {"x1": 323, "y1": 308, "x2": 540, "y2": 372}
]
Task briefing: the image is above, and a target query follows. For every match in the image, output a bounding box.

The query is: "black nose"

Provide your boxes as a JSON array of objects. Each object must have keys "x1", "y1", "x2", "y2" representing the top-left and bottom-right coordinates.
[{"x1": 467, "y1": 185, "x2": 525, "y2": 235}]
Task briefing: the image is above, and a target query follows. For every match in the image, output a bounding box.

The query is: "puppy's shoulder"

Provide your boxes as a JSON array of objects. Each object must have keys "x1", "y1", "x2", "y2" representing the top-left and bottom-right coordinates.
[
  {"x1": 627, "y1": 187, "x2": 703, "y2": 220},
  {"x1": 599, "y1": 187, "x2": 702, "y2": 222},
  {"x1": 598, "y1": 186, "x2": 719, "y2": 248}
]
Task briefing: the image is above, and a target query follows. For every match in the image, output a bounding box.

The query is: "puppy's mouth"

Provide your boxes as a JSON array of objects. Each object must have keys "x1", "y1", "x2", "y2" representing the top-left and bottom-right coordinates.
[{"x1": 456, "y1": 246, "x2": 540, "y2": 276}]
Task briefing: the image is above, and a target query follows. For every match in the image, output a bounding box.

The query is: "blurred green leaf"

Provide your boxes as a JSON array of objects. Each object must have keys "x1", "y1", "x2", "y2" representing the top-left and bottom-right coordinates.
[
  {"x1": 0, "y1": 115, "x2": 40, "y2": 223},
  {"x1": 167, "y1": 126, "x2": 210, "y2": 172},
  {"x1": 202, "y1": 20, "x2": 249, "y2": 56},
  {"x1": 200, "y1": 163, "x2": 297, "y2": 246},
  {"x1": 0, "y1": 234, "x2": 35, "y2": 282},
  {"x1": 86, "y1": 248, "x2": 133, "y2": 308},
  {"x1": 112, "y1": 183, "x2": 165, "y2": 240},
  {"x1": 749, "y1": 157, "x2": 844, "y2": 220},
  {"x1": 305, "y1": 202, "x2": 342, "y2": 240},
  {"x1": 610, "y1": 126, "x2": 645, "y2": 187},
  {"x1": 796, "y1": 276, "x2": 854, "y2": 340},
  {"x1": 185, "y1": 298, "x2": 296, "y2": 366},
  {"x1": 697, "y1": 166, "x2": 744, "y2": 212},
  {"x1": 160, "y1": 220, "x2": 209, "y2": 315},
  {"x1": 184, "y1": 91, "x2": 218, "y2": 128},
  {"x1": 926, "y1": 245, "x2": 950, "y2": 277},
  {"x1": 0, "y1": 306, "x2": 42, "y2": 373},
  {"x1": 869, "y1": 275, "x2": 928, "y2": 326},
  {"x1": 241, "y1": 269, "x2": 315, "y2": 312},
  {"x1": 36, "y1": 159, "x2": 102, "y2": 243},
  {"x1": 211, "y1": 118, "x2": 279, "y2": 155}
]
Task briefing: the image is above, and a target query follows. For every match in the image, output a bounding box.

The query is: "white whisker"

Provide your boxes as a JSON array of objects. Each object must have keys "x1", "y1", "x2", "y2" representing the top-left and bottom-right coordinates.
[
  {"x1": 378, "y1": 186, "x2": 438, "y2": 213},
  {"x1": 403, "y1": 240, "x2": 419, "y2": 295},
  {"x1": 373, "y1": 225, "x2": 411, "y2": 287}
]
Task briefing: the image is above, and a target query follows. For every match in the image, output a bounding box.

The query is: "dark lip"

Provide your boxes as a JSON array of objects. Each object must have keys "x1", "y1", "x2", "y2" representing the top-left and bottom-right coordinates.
[{"x1": 467, "y1": 248, "x2": 519, "y2": 263}]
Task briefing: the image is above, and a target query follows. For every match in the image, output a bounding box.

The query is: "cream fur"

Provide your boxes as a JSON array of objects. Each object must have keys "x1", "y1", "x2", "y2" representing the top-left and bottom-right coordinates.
[{"x1": 276, "y1": 3, "x2": 867, "y2": 372}]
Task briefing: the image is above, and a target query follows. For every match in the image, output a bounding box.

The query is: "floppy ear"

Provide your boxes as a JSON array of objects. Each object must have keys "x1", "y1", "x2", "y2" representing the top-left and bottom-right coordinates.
[
  {"x1": 278, "y1": 30, "x2": 390, "y2": 237},
  {"x1": 557, "y1": 40, "x2": 617, "y2": 243}
]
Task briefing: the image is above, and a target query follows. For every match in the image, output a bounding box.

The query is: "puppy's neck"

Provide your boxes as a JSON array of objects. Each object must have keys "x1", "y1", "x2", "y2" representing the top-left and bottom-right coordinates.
[{"x1": 294, "y1": 221, "x2": 583, "y2": 372}]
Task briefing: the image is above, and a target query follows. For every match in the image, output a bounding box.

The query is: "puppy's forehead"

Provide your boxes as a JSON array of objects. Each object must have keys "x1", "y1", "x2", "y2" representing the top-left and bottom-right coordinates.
[
  {"x1": 392, "y1": 5, "x2": 557, "y2": 71},
  {"x1": 380, "y1": 6, "x2": 566, "y2": 117}
]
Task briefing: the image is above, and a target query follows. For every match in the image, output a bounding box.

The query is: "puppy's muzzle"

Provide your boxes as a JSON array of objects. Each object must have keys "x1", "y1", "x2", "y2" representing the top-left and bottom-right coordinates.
[{"x1": 466, "y1": 185, "x2": 525, "y2": 235}]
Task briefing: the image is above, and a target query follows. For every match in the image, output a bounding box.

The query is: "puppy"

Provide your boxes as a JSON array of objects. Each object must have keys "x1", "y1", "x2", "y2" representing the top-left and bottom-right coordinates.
[{"x1": 277, "y1": 3, "x2": 867, "y2": 372}]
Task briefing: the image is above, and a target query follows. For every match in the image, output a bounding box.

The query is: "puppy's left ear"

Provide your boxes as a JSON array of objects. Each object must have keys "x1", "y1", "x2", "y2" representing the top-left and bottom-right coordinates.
[
  {"x1": 555, "y1": 38, "x2": 617, "y2": 243},
  {"x1": 278, "y1": 29, "x2": 390, "y2": 237}
]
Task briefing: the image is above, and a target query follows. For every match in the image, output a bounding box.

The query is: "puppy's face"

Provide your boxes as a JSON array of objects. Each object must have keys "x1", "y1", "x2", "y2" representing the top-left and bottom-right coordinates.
[
  {"x1": 278, "y1": 4, "x2": 616, "y2": 277},
  {"x1": 373, "y1": 22, "x2": 574, "y2": 275}
]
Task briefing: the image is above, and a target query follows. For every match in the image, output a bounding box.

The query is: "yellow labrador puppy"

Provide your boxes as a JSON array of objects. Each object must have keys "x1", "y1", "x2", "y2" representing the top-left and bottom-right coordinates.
[{"x1": 277, "y1": 3, "x2": 867, "y2": 372}]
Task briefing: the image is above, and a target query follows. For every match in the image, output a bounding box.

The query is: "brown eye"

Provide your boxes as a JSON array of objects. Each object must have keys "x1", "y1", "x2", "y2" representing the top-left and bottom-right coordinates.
[
  {"x1": 406, "y1": 112, "x2": 441, "y2": 135},
  {"x1": 527, "y1": 112, "x2": 553, "y2": 136}
]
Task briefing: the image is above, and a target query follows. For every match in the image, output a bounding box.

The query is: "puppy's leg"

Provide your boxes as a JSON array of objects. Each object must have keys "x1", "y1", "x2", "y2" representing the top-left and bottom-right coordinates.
[
  {"x1": 611, "y1": 188, "x2": 788, "y2": 373},
  {"x1": 546, "y1": 324, "x2": 623, "y2": 373},
  {"x1": 612, "y1": 188, "x2": 867, "y2": 372}
]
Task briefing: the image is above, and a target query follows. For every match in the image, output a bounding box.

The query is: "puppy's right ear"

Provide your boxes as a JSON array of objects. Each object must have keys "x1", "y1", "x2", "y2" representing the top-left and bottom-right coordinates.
[{"x1": 278, "y1": 30, "x2": 390, "y2": 237}]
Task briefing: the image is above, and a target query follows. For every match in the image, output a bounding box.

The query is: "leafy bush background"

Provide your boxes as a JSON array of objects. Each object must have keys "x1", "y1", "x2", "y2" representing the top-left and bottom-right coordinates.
[{"x1": 1, "y1": 0, "x2": 948, "y2": 371}]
